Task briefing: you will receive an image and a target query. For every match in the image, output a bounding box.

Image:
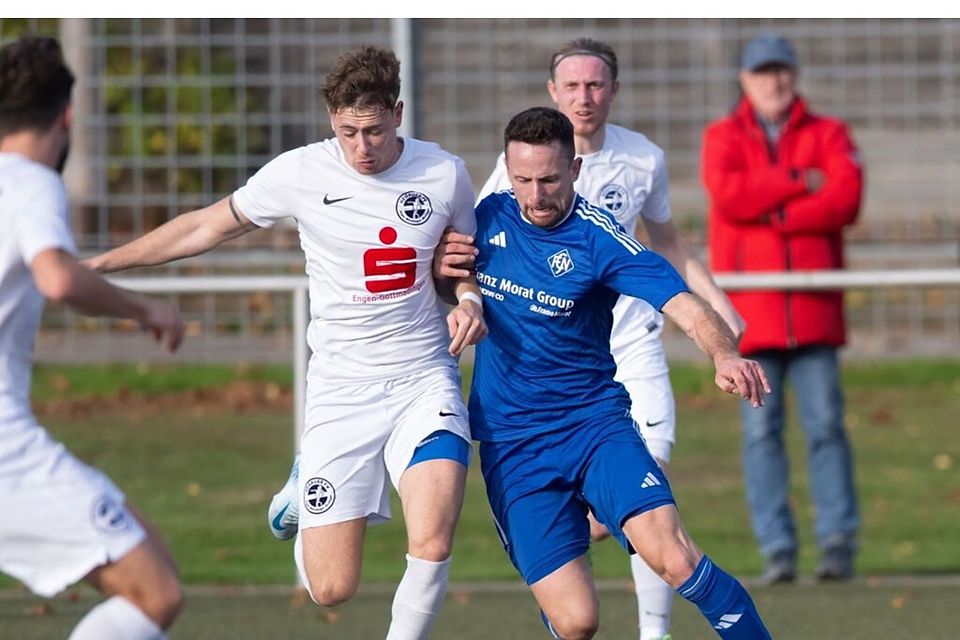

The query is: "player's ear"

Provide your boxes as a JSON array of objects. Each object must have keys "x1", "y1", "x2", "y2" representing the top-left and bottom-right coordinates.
[
  {"x1": 611, "y1": 79, "x2": 621, "y2": 98},
  {"x1": 393, "y1": 101, "x2": 404, "y2": 128},
  {"x1": 571, "y1": 156, "x2": 582, "y2": 182},
  {"x1": 547, "y1": 79, "x2": 558, "y2": 104},
  {"x1": 62, "y1": 103, "x2": 73, "y2": 130}
]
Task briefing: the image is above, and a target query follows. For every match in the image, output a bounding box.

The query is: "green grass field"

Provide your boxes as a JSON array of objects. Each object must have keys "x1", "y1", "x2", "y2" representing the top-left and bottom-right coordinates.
[{"x1": 4, "y1": 359, "x2": 960, "y2": 638}]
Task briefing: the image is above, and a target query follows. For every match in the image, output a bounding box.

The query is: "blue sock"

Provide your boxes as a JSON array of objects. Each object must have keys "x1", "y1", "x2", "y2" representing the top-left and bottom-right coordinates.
[{"x1": 677, "y1": 555, "x2": 772, "y2": 639}]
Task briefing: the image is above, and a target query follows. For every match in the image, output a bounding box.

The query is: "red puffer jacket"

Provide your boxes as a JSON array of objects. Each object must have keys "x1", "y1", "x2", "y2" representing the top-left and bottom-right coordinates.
[{"x1": 702, "y1": 96, "x2": 863, "y2": 356}]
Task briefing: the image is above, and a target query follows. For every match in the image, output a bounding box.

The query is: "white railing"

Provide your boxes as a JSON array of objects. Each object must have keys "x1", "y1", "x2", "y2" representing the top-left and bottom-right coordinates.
[{"x1": 110, "y1": 268, "x2": 960, "y2": 447}]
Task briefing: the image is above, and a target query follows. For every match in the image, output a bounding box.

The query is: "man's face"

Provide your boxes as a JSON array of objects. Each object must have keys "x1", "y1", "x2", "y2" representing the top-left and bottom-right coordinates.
[
  {"x1": 547, "y1": 55, "x2": 619, "y2": 140},
  {"x1": 505, "y1": 140, "x2": 581, "y2": 228},
  {"x1": 739, "y1": 64, "x2": 797, "y2": 123},
  {"x1": 329, "y1": 103, "x2": 402, "y2": 175}
]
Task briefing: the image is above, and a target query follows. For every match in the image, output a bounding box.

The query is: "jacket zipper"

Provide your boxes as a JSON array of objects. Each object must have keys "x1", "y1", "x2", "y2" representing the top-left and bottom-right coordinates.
[{"x1": 766, "y1": 129, "x2": 797, "y2": 348}]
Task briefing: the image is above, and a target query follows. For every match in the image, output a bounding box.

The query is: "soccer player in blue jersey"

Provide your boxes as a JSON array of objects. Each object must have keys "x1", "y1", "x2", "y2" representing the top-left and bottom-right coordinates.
[{"x1": 469, "y1": 106, "x2": 773, "y2": 640}]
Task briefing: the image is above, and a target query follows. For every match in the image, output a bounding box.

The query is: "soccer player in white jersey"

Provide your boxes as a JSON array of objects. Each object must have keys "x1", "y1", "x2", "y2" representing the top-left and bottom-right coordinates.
[
  {"x1": 443, "y1": 38, "x2": 744, "y2": 640},
  {"x1": 0, "y1": 36, "x2": 185, "y2": 640},
  {"x1": 87, "y1": 46, "x2": 486, "y2": 639}
]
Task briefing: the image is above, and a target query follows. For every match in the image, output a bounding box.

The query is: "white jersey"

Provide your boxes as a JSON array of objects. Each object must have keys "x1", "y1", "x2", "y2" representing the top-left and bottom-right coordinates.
[
  {"x1": 0, "y1": 153, "x2": 76, "y2": 471},
  {"x1": 233, "y1": 137, "x2": 477, "y2": 385},
  {"x1": 478, "y1": 124, "x2": 672, "y2": 367}
]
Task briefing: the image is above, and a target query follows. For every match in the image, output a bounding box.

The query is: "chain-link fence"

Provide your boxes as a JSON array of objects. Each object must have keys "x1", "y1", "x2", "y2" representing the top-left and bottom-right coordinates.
[{"x1": 2, "y1": 18, "x2": 958, "y2": 361}]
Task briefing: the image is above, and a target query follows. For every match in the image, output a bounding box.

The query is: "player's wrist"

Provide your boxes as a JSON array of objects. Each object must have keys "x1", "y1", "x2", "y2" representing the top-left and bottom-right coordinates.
[{"x1": 457, "y1": 291, "x2": 483, "y2": 308}]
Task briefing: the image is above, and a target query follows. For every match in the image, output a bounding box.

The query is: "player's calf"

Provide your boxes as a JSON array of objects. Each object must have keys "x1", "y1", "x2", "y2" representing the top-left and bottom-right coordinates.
[{"x1": 676, "y1": 556, "x2": 772, "y2": 640}]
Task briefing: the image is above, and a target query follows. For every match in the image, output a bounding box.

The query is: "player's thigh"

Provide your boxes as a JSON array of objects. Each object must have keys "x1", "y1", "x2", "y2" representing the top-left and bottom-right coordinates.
[
  {"x1": 0, "y1": 443, "x2": 147, "y2": 600},
  {"x1": 621, "y1": 503, "x2": 701, "y2": 588},
  {"x1": 84, "y1": 505, "x2": 183, "y2": 626},
  {"x1": 617, "y1": 368, "x2": 677, "y2": 459},
  {"x1": 299, "y1": 381, "x2": 394, "y2": 529},
  {"x1": 530, "y1": 555, "x2": 599, "y2": 639},
  {"x1": 382, "y1": 365, "x2": 471, "y2": 490},
  {"x1": 297, "y1": 518, "x2": 367, "y2": 605},
  {"x1": 398, "y1": 457, "x2": 467, "y2": 560},
  {"x1": 580, "y1": 417, "x2": 675, "y2": 552},
  {"x1": 480, "y1": 439, "x2": 591, "y2": 586}
]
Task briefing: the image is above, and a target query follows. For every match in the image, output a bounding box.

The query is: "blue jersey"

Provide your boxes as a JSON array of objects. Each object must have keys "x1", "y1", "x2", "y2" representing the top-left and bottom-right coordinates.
[{"x1": 469, "y1": 191, "x2": 689, "y2": 442}]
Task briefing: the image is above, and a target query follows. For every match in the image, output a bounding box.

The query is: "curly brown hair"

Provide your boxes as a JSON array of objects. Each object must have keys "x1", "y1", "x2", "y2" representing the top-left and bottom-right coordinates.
[
  {"x1": 0, "y1": 36, "x2": 75, "y2": 137},
  {"x1": 322, "y1": 46, "x2": 400, "y2": 114}
]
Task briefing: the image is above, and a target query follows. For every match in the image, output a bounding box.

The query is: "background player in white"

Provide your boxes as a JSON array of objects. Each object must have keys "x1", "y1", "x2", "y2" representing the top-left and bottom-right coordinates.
[
  {"x1": 87, "y1": 46, "x2": 486, "y2": 640},
  {"x1": 442, "y1": 38, "x2": 744, "y2": 640},
  {"x1": 0, "y1": 36, "x2": 185, "y2": 640}
]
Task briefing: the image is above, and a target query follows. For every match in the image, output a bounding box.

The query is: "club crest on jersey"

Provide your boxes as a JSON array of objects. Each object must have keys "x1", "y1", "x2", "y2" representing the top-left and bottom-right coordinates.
[
  {"x1": 304, "y1": 477, "x2": 336, "y2": 514},
  {"x1": 395, "y1": 191, "x2": 433, "y2": 226},
  {"x1": 547, "y1": 249, "x2": 575, "y2": 277},
  {"x1": 91, "y1": 495, "x2": 131, "y2": 534},
  {"x1": 599, "y1": 183, "x2": 629, "y2": 214}
]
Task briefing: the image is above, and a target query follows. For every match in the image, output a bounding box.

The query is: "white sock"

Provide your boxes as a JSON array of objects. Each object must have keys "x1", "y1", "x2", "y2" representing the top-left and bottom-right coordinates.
[
  {"x1": 68, "y1": 596, "x2": 167, "y2": 640},
  {"x1": 385, "y1": 553, "x2": 451, "y2": 640},
  {"x1": 632, "y1": 553, "x2": 673, "y2": 640}
]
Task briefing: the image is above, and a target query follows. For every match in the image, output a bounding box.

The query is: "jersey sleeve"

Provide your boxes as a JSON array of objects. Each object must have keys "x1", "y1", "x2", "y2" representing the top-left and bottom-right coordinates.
[
  {"x1": 476, "y1": 153, "x2": 510, "y2": 204},
  {"x1": 231, "y1": 148, "x2": 301, "y2": 228},
  {"x1": 15, "y1": 171, "x2": 77, "y2": 264},
  {"x1": 449, "y1": 158, "x2": 478, "y2": 236},
  {"x1": 639, "y1": 147, "x2": 672, "y2": 224},
  {"x1": 587, "y1": 211, "x2": 688, "y2": 310}
]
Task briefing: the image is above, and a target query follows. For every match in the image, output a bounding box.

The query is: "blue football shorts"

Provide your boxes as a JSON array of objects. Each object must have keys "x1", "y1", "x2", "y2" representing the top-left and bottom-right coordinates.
[{"x1": 479, "y1": 413, "x2": 674, "y2": 585}]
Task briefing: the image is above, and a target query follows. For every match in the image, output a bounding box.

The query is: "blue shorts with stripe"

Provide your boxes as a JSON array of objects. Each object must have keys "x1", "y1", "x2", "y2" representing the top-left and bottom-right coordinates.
[{"x1": 479, "y1": 413, "x2": 674, "y2": 585}]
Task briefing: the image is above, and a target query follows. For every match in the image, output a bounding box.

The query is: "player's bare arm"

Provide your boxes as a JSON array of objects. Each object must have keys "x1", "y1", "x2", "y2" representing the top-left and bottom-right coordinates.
[
  {"x1": 32, "y1": 248, "x2": 184, "y2": 352},
  {"x1": 661, "y1": 292, "x2": 769, "y2": 407},
  {"x1": 84, "y1": 196, "x2": 258, "y2": 273},
  {"x1": 643, "y1": 218, "x2": 745, "y2": 340}
]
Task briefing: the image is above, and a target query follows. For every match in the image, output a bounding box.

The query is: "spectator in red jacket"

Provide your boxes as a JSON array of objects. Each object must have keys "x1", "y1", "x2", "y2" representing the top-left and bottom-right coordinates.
[{"x1": 702, "y1": 32, "x2": 863, "y2": 585}]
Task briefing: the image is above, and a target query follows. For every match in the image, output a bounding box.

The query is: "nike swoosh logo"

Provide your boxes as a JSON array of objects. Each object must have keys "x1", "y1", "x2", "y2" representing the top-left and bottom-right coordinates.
[
  {"x1": 271, "y1": 504, "x2": 289, "y2": 530},
  {"x1": 323, "y1": 195, "x2": 353, "y2": 205},
  {"x1": 645, "y1": 419, "x2": 667, "y2": 427},
  {"x1": 439, "y1": 410, "x2": 459, "y2": 417}
]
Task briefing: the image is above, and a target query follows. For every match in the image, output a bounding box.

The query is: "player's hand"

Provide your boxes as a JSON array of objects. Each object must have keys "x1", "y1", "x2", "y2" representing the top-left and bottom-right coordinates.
[
  {"x1": 714, "y1": 355, "x2": 770, "y2": 408},
  {"x1": 81, "y1": 255, "x2": 106, "y2": 273},
  {"x1": 139, "y1": 298, "x2": 185, "y2": 353},
  {"x1": 434, "y1": 226, "x2": 478, "y2": 279},
  {"x1": 447, "y1": 298, "x2": 487, "y2": 356},
  {"x1": 805, "y1": 168, "x2": 826, "y2": 193}
]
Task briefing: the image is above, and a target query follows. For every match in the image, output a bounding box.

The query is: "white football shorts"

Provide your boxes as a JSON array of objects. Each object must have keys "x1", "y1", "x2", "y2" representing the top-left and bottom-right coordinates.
[
  {"x1": 297, "y1": 365, "x2": 470, "y2": 531},
  {"x1": 0, "y1": 424, "x2": 146, "y2": 597},
  {"x1": 614, "y1": 340, "x2": 676, "y2": 463}
]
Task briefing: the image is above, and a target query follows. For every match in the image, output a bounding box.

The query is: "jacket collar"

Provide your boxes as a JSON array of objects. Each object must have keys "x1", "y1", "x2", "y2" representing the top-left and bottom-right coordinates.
[{"x1": 733, "y1": 95, "x2": 809, "y2": 139}]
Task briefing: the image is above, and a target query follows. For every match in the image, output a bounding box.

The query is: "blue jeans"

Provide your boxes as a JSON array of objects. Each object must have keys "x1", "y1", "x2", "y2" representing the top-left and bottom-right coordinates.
[{"x1": 740, "y1": 345, "x2": 859, "y2": 560}]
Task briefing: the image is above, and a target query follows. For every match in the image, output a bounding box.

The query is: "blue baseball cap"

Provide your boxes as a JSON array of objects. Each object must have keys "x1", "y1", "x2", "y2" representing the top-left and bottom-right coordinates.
[{"x1": 740, "y1": 33, "x2": 797, "y2": 71}]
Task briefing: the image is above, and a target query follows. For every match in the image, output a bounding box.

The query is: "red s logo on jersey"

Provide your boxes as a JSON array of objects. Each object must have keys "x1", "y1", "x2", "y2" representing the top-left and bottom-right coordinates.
[{"x1": 364, "y1": 227, "x2": 417, "y2": 293}]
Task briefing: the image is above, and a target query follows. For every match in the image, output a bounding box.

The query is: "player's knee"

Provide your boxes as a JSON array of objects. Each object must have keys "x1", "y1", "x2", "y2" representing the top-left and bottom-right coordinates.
[
  {"x1": 407, "y1": 536, "x2": 453, "y2": 563},
  {"x1": 658, "y1": 546, "x2": 701, "y2": 589},
  {"x1": 122, "y1": 571, "x2": 184, "y2": 628},
  {"x1": 550, "y1": 609, "x2": 599, "y2": 640},
  {"x1": 306, "y1": 575, "x2": 358, "y2": 608}
]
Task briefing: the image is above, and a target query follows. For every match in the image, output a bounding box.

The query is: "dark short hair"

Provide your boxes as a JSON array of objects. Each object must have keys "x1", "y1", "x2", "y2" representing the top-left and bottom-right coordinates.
[
  {"x1": 503, "y1": 107, "x2": 575, "y2": 162},
  {"x1": 0, "y1": 36, "x2": 75, "y2": 136},
  {"x1": 322, "y1": 46, "x2": 400, "y2": 113},
  {"x1": 549, "y1": 37, "x2": 618, "y2": 81}
]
